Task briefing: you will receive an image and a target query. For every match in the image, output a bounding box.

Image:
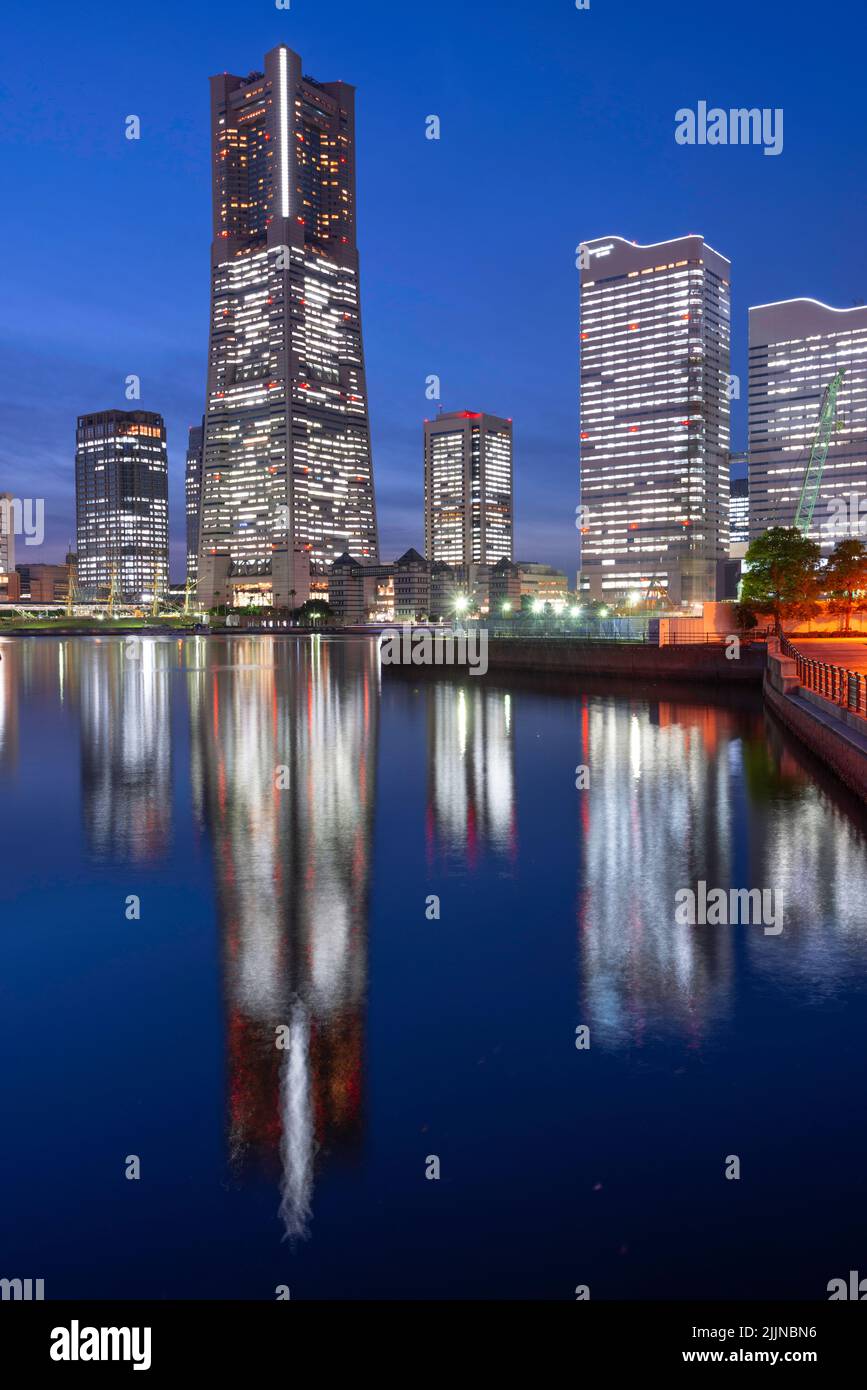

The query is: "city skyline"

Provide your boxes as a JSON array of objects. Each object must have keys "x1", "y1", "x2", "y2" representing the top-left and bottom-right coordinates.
[{"x1": 1, "y1": 0, "x2": 864, "y2": 581}]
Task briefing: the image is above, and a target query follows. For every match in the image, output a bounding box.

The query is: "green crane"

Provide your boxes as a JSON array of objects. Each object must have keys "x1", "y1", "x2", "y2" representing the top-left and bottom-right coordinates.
[{"x1": 793, "y1": 369, "x2": 846, "y2": 532}]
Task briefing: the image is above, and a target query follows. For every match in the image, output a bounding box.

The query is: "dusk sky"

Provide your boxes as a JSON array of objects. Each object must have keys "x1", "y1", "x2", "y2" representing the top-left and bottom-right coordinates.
[{"x1": 1, "y1": 0, "x2": 864, "y2": 579}]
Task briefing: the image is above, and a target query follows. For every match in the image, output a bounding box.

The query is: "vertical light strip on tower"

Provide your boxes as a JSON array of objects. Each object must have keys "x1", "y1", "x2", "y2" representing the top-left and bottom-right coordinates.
[{"x1": 279, "y1": 47, "x2": 290, "y2": 218}]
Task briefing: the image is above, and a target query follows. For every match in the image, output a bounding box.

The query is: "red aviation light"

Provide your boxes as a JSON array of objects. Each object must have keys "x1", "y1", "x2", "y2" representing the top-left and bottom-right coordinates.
[
  {"x1": 580, "y1": 432, "x2": 589, "y2": 440},
  {"x1": 580, "y1": 331, "x2": 589, "y2": 340},
  {"x1": 628, "y1": 322, "x2": 638, "y2": 330},
  {"x1": 681, "y1": 313, "x2": 690, "y2": 320},
  {"x1": 629, "y1": 426, "x2": 638, "y2": 433},
  {"x1": 629, "y1": 522, "x2": 638, "y2": 529}
]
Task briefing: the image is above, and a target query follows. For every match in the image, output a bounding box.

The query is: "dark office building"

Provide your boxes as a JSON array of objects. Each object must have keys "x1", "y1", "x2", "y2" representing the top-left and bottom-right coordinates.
[{"x1": 75, "y1": 410, "x2": 169, "y2": 601}]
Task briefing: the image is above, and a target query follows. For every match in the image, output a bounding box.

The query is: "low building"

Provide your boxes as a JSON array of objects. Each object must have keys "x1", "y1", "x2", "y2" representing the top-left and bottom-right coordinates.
[
  {"x1": 329, "y1": 552, "x2": 395, "y2": 623},
  {"x1": 428, "y1": 562, "x2": 489, "y2": 618},
  {"x1": 489, "y1": 559, "x2": 569, "y2": 612},
  {"x1": 15, "y1": 562, "x2": 72, "y2": 603},
  {"x1": 393, "y1": 548, "x2": 430, "y2": 621}
]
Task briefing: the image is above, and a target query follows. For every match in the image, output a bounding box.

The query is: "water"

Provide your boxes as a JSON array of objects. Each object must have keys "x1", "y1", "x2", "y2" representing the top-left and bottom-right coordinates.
[{"x1": 1, "y1": 634, "x2": 867, "y2": 1301}]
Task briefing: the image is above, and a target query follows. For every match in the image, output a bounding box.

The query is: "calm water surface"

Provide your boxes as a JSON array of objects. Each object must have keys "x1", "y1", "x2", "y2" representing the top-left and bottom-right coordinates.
[{"x1": 1, "y1": 634, "x2": 867, "y2": 1300}]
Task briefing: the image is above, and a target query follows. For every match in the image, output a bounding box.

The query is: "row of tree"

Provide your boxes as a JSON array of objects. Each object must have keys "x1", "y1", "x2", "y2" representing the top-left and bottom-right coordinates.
[{"x1": 740, "y1": 528, "x2": 867, "y2": 634}]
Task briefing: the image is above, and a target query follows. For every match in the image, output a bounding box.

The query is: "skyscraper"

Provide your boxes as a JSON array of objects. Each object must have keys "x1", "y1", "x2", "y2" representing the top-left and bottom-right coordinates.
[
  {"x1": 0, "y1": 493, "x2": 16, "y2": 585},
  {"x1": 74, "y1": 410, "x2": 169, "y2": 601},
  {"x1": 729, "y1": 474, "x2": 749, "y2": 553},
  {"x1": 578, "y1": 235, "x2": 731, "y2": 606},
  {"x1": 748, "y1": 299, "x2": 867, "y2": 551},
  {"x1": 423, "y1": 411, "x2": 513, "y2": 566},
  {"x1": 185, "y1": 418, "x2": 204, "y2": 585},
  {"x1": 197, "y1": 46, "x2": 379, "y2": 608}
]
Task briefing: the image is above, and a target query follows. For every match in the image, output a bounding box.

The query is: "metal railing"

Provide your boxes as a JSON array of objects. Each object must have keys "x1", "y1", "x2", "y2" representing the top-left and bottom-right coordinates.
[{"x1": 781, "y1": 635, "x2": 867, "y2": 720}]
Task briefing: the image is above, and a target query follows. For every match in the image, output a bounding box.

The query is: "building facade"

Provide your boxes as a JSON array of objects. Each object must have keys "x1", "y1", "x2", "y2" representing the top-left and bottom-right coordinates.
[
  {"x1": 424, "y1": 411, "x2": 513, "y2": 568},
  {"x1": 0, "y1": 494, "x2": 20, "y2": 602},
  {"x1": 185, "y1": 419, "x2": 204, "y2": 585},
  {"x1": 729, "y1": 473, "x2": 749, "y2": 554},
  {"x1": 74, "y1": 410, "x2": 169, "y2": 601},
  {"x1": 748, "y1": 299, "x2": 867, "y2": 553},
  {"x1": 197, "y1": 45, "x2": 379, "y2": 609},
  {"x1": 15, "y1": 562, "x2": 72, "y2": 603},
  {"x1": 579, "y1": 235, "x2": 731, "y2": 606}
]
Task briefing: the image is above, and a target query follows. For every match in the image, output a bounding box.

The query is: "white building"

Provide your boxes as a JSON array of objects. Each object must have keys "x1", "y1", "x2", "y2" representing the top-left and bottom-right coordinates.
[
  {"x1": 424, "y1": 411, "x2": 513, "y2": 567},
  {"x1": 748, "y1": 299, "x2": 867, "y2": 552},
  {"x1": 579, "y1": 235, "x2": 731, "y2": 606}
]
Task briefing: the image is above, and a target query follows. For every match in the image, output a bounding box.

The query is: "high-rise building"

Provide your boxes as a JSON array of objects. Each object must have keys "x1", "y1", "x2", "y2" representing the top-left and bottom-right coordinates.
[
  {"x1": 0, "y1": 493, "x2": 16, "y2": 588},
  {"x1": 748, "y1": 299, "x2": 867, "y2": 551},
  {"x1": 74, "y1": 410, "x2": 169, "y2": 601},
  {"x1": 185, "y1": 418, "x2": 204, "y2": 585},
  {"x1": 424, "y1": 410, "x2": 513, "y2": 567},
  {"x1": 578, "y1": 235, "x2": 731, "y2": 606},
  {"x1": 197, "y1": 45, "x2": 379, "y2": 609},
  {"x1": 729, "y1": 473, "x2": 749, "y2": 552}
]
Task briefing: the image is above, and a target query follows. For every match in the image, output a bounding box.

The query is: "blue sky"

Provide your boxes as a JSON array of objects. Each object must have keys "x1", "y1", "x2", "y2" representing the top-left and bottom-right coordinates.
[{"x1": 0, "y1": 0, "x2": 864, "y2": 578}]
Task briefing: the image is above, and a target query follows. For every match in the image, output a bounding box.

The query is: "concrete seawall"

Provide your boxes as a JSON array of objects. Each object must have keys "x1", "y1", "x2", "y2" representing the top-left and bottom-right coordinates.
[
  {"x1": 764, "y1": 643, "x2": 867, "y2": 802},
  {"x1": 482, "y1": 637, "x2": 766, "y2": 683}
]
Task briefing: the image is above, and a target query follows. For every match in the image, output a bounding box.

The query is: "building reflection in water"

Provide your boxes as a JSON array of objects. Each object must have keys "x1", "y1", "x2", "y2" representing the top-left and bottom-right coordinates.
[
  {"x1": 425, "y1": 683, "x2": 516, "y2": 867},
  {"x1": 186, "y1": 636, "x2": 377, "y2": 1240},
  {"x1": 0, "y1": 640, "x2": 18, "y2": 772},
  {"x1": 78, "y1": 638, "x2": 173, "y2": 861},
  {"x1": 575, "y1": 694, "x2": 867, "y2": 1047}
]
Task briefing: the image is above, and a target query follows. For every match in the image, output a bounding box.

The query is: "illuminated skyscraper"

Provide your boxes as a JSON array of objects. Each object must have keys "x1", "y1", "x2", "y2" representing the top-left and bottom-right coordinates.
[
  {"x1": 748, "y1": 299, "x2": 867, "y2": 551},
  {"x1": 197, "y1": 45, "x2": 379, "y2": 608},
  {"x1": 74, "y1": 410, "x2": 169, "y2": 601},
  {"x1": 0, "y1": 493, "x2": 16, "y2": 598},
  {"x1": 729, "y1": 473, "x2": 749, "y2": 553},
  {"x1": 578, "y1": 235, "x2": 731, "y2": 605},
  {"x1": 423, "y1": 411, "x2": 513, "y2": 566},
  {"x1": 185, "y1": 418, "x2": 204, "y2": 585}
]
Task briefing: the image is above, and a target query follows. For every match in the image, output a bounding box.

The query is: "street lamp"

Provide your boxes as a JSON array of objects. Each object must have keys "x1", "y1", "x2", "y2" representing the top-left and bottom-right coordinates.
[
  {"x1": 570, "y1": 605, "x2": 581, "y2": 618},
  {"x1": 501, "y1": 601, "x2": 512, "y2": 614},
  {"x1": 532, "y1": 598, "x2": 544, "y2": 615},
  {"x1": 454, "y1": 595, "x2": 469, "y2": 614}
]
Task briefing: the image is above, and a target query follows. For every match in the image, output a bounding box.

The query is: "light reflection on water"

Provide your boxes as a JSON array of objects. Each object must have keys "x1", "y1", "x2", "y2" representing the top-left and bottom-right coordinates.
[{"x1": 2, "y1": 634, "x2": 867, "y2": 1294}]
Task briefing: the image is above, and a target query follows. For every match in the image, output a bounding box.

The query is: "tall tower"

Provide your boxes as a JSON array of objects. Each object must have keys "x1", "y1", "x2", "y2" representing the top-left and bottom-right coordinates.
[
  {"x1": 74, "y1": 410, "x2": 169, "y2": 602},
  {"x1": 748, "y1": 299, "x2": 867, "y2": 551},
  {"x1": 185, "y1": 418, "x2": 204, "y2": 585},
  {"x1": 197, "y1": 46, "x2": 379, "y2": 608},
  {"x1": 578, "y1": 235, "x2": 731, "y2": 606},
  {"x1": 424, "y1": 411, "x2": 513, "y2": 565}
]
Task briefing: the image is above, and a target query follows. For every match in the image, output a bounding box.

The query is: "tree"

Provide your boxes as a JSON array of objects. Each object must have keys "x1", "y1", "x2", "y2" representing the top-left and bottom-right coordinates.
[
  {"x1": 739, "y1": 527, "x2": 822, "y2": 635},
  {"x1": 297, "y1": 599, "x2": 335, "y2": 625},
  {"x1": 823, "y1": 538, "x2": 867, "y2": 633}
]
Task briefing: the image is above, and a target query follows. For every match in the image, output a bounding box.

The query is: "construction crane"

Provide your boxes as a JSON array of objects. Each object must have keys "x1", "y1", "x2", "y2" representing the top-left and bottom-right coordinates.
[
  {"x1": 107, "y1": 563, "x2": 120, "y2": 619},
  {"x1": 793, "y1": 370, "x2": 846, "y2": 533}
]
